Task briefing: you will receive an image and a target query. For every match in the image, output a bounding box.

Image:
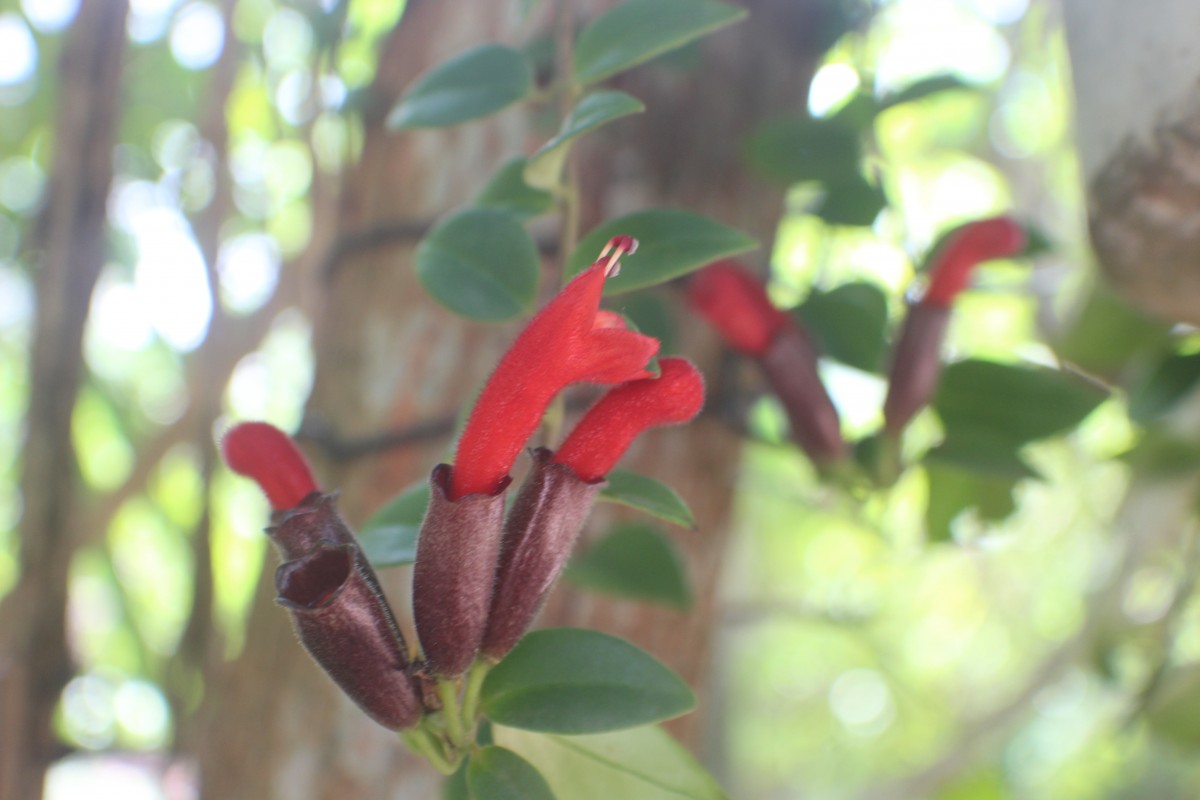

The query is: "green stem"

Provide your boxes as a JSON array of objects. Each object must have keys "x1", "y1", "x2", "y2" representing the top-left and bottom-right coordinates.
[
  {"x1": 400, "y1": 726, "x2": 459, "y2": 776},
  {"x1": 437, "y1": 678, "x2": 466, "y2": 748},
  {"x1": 461, "y1": 659, "x2": 491, "y2": 726}
]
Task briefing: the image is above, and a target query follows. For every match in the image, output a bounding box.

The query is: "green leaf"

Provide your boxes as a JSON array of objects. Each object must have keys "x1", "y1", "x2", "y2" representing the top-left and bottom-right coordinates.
[
  {"x1": 814, "y1": 173, "x2": 887, "y2": 227},
  {"x1": 1120, "y1": 429, "x2": 1200, "y2": 477},
  {"x1": 443, "y1": 759, "x2": 471, "y2": 800},
  {"x1": 573, "y1": 0, "x2": 747, "y2": 86},
  {"x1": 467, "y1": 746, "x2": 556, "y2": 800},
  {"x1": 933, "y1": 359, "x2": 1107, "y2": 448},
  {"x1": 598, "y1": 470, "x2": 695, "y2": 528},
  {"x1": 565, "y1": 524, "x2": 691, "y2": 609},
  {"x1": 1145, "y1": 665, "x2": 1200, "y2": 749},
  {"x1": 525, "y1": 91, "x2": 645, "y2": 191},
  {"x1": 416, "y1": 208, "x2": 541, "y2": 322},
  {"x1": 566, "y1": 209, "x2": 756, "y2": 295},
  {"x1": 924, "y1": 462, "x2": 1020, "y2": 544},
  {"x1": 610, "y1": 291, "x2": 677, "y2": 354},
  {"x1": 482, "y1": 628, "x2": 695, "y2": 734},
  {"x1": 1129, "y1": 352, "x2": 1200, "y2": 424},
  {"x1": 475, "y1": 158, "x2": 556, "y2": 221},
  {"x1": 358, "y1": 482, "x2": 429, "y2": 567},
  {"x1": 877, "y1": 73, "x2": 975, "y2": 111},
  {"x1": 494, "y1": 725, "x2": 728, "y2": 800},
  {"x1": 795, "y1": 282, "x2": 889, "y2": 372},
  {"x1": 925, "y1": 431, "x2": 1041, "y2": 480},
  {"x1": 387, "y1": 44, "x2": 533, "y2": 129},
  {"x1": 1055, "y1": 282, "x2": 1170, "y2": 379},
  {"x1": 745, "y1": 117, "x2": 861, "y2": 185}
]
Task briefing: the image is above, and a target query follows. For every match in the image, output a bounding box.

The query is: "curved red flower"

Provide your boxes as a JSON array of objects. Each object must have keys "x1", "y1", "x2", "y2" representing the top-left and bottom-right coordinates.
[{"x1": 449, "y1": 237, "x2": 658, "y2": 500}]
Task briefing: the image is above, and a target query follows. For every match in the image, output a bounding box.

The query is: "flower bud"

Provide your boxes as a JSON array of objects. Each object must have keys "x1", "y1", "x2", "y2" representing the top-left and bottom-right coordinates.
[
  {"x1": 276, "y1": 543, "x2": 422, "y2": 730},
  {"x1": 411, "y1": 465, "x2": 510, "y2": 677},
  {"x1": 759, "y1": 324, "x2": 847, "y2": 465},
  {"x1": 481, "y1": 449, "x2": 603, "y2": 662},
  {"x1": 883, "y1": 303, "x2": 951, "y2": 436}
]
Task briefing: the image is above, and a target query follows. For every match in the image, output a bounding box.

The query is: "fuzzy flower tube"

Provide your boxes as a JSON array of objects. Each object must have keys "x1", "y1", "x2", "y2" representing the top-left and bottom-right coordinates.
[
  {"x1": 481, "y1": 357, "x2": 705, "y2": 662},
  {"x1": 220, "y1": 422, "x2": 421, "y2": 731},
  {"x1": 883, "y1": 216, "x2": 1027, "y2": 436},
  {"x1": 412, "y1": 236, "x2": 659, "y2": 678},
  {"x1": 688, "y1": 261, "x2": 846, "y2": 466}
]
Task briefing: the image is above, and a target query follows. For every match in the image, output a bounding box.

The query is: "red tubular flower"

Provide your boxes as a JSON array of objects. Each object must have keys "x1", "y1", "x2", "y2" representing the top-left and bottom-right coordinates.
[
  {"x1": 448, "y1": 237, "x2": 659, "y2": 500},
  {"x1": 884, "y1": 216, "x2": 1027, "y2": 435},
  {"x1": 921, "y1": 216, "x2": 1027, "y2": 307},
  {"x1": 221, "y1": 421, "x2": 319, "y2": 511},
  {"x1": 220, "y1": 421, "x2": 421, "y2": 730},
  {"x1": 686, "y1": 261, "x2": 791, "y2": 356},
  {"x1": 552, "y1": 356, "x2": 705, "y2": 481},
  {"x1": 480, "y1": 357, "x2": 705, "y2": 662}
]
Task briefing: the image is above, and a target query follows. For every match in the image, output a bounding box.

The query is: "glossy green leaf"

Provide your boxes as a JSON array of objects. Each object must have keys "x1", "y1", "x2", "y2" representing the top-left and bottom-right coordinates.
[
  {"x1": 482, "y1": 628, "x2": 695, "y2": 733},
  {"x1": 494, "y1": 725, "x2": 728, "y2": 800},
  {"x1": 565, "y1": 524, "x2": 691, "y2": 609},
  {"x1": 573, "y1": 0, "x2": 747, "y2": 86},
  {"x1": 476, "y1": 158, "x2": 556, "y2": 221},
  {"x1": 566, "y1": 209, "x2": 756, "y2": 295},
  {"x1": 796, "y1": 282, "x2": 889, "y2": 373},
  {"x1": 933, "y1": 359, "x2": 1107, "y2": 448},
  {"x1": 745, "y1": 117, "x2": 861, "y2": 185},
  {"x1": 387, "y1": 44, "x2": 533, "y2": 129},
  {"x1": 358, "y1": 482, "x2": 429, "y2": 567},
  {"x1": 524, "y1": 91, "x2": 645, "y2": 190},
  {"x1": 877, "y1": 73, "x2": 975, "y2": 111},
  {"x1": 814, "y1": 173, "x2": 887, "y2": 227},
  {"x1": 598, "y1": 470, "x2": 695, "y2": 528},
  {"x1": 467, "y1": 746, "x2": 555, "y2": 800},
  {"x1": 416, "y1": 208, "x2": 540, "y2": 322}
]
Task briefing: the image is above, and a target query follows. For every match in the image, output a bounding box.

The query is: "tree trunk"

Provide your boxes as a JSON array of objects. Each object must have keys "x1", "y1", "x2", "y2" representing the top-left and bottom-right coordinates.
[
  {"x1": 1063, "y1": 0, "x2": 1200, "y2": 324},
  {"x1": 0, "y1": 3, "x2": 129, "y2": 798},
  {"x1": 193, "y1": 1, "x2": 837, "y2": 796}
]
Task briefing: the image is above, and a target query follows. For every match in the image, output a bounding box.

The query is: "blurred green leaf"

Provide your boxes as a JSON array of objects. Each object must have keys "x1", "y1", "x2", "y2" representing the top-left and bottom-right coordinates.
[
  {"x1": 525, "y1": 91, "x2": 645, "y2": 191},
  {"x1": 358, "y1": 482, "x2": 429, "y2": 567},
  {"x1": 387, "y1": 44, "x2": 533, "y2": 129},
  {"x1": 1129, "y1": 352, "x2": 1200, "y2": 424},
  {"x1": 924, "y1": 462, "x2": 1019, "y2": 544},
  {"x1": 877, "y1": 73, "x2": 975, "y2": 111},
  {"x1": 565, "y1": 523, "x2": 691, "y2": 609},
  {"x1": 1056, "y1": 283, "x2": 1171, "y2": 378},
  {"x1": 476, "y1": 158, "x2": 556, "y2": 221},
  {"x1": 482, "y1": 628, "x2": 695, "y2": 733},
  {"x1": 796, "y1": 282, "x2": 889, "y2": 372},
  {"x1": 494, "y1": 724, "x2": 728, "y2": 800},
  {"x1": 467, "y1": 746, "x2": 556, "y2": 800},
  {"x1": 925, "y1": 430, "x2": 1042, "y2": 480},
  {"x1": 599, "y1": 470, "x2": 696, "y2": 529},
  {"x1": 934, "y1": 359, "x2": 1107, "y2": 448},
  {"x1": 745, "y1": 117, "x2": 861, "y2": 185},
  {"x1": 813, "y1": 172, "x2": 887, "y2": 227},
  {"x1": 572, "y1": 0, "x2": 747, "y2": 86},
  {"x1": 416, "y1": 208, "x2": 541, "y2": 322},
  {"x1": 1145, "y1": 665, "x2": 1200, "y2": 749},
  {"x1": 566, "y1": 209, "x2": 756, "y2": 294},
  {"x1": 1120, "y1": 429, "x2": 1200, "y2": 477}
]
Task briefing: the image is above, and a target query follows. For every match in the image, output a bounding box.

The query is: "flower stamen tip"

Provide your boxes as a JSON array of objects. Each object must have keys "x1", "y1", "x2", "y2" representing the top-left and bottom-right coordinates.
[{"x1": 598, "y1": 235, "x2": 638, "y2": 277}]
